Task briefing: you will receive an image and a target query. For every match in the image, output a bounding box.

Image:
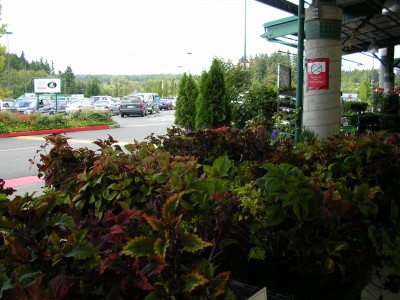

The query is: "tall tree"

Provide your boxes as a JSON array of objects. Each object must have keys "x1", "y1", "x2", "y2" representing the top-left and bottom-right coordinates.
[
  {"x1": 86, "y1": 77, "x2": 101, "y2": 97},
  {"x1": 61, "y1": 66, "x2": 75, "y2": 94},
  {"x1": 175, "y1": 73, "x2": 198, "y2": 130},
  {"x1": 196, "y1": 58, "x2": 230, "y2": 129}
]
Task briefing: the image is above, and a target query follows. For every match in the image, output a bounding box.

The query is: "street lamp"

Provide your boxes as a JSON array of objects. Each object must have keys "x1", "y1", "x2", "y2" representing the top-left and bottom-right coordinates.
[
  {"x1": 6, "y1": 32, "x2": 13, "y2": 93},
  {"x1": 242, "y1": 0, "x2": 249, "y2": 67},
  {"x1": 187, "y1": 52, "x2": 192, "y2": 74}
]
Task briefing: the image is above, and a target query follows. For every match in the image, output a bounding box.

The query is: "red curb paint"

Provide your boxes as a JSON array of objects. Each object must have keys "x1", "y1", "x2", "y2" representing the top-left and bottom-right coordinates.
[
  {"x1": 0, "y1": 125, "x2": 110, "y2": 138},
  {"x1": 4, "y1": 176, "x2": 43, "y2": 188}
]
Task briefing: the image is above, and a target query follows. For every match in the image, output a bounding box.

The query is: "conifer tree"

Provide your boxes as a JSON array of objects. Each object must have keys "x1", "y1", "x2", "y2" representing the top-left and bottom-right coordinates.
[
  {"x1": 196, "y1": 58, "x2": 230, "y2": 129},
  {"x1": 175, "y1": 73, "x2": 198, "y2": 130}
]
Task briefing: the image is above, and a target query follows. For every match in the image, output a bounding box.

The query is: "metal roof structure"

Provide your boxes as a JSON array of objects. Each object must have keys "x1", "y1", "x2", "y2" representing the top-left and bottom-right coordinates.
[{"x1": 257, "y1": 0, "x2": 400, "y2": 57}]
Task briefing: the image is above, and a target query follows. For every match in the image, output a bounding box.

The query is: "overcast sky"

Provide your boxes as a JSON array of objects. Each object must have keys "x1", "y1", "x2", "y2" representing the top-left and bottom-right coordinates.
[{"x1": 1, "y1": 0, "x2": 391, "y2": 75}]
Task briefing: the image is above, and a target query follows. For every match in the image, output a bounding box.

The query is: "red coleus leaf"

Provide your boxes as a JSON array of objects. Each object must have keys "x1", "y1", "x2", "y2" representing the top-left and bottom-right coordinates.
[
  {"x1": 209, "y1": 271, "x2": 231, "y2": 296},
  {"x1": 5, "y1": 276, "x2": 27, "y2": 300},
  {"x1": 99, "y1": 253, "x2": 123, "y2": 275},
  {"x1": 115, "y1": 209, "x2": 142, "y2": 225},
  {"x1": 6, "y1": 238, "x2": 31, "y2": 261},
  {"x1": 131, "y1": 258, "x2": 155, "y2": 291},
  {"x1": 142, "y1": 255, "x2": 167, "y2": 277},
  {"x1": 27, "y1": 274, "x2": 45, "y2": 300},
  {"x1": 49, "y1": 276, "x2": 79, "y2": 300}
]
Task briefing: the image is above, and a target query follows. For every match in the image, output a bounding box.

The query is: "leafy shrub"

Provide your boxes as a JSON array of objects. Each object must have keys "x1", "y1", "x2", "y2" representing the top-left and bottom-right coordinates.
[
  {"x1": 0, "y1": 190, "x2": 234, "y2": 299},
  {"x1": 343, "y1": 101, "x2": 368, "y2": 114},
  {"x1": 383, "y1": 92, "x2": 399, "y2": 114},
  {"x1": 4, "y1": 138, "x2": 239, "y2": 299},
  {"x1": 3, "y1": 128, "x2": 400, "y2": 298},
  {"x1": 148, "y1": 126, "x2": 276, "y2": 166},
  {"x1": 0, "y1": 111, "x2": 116, "y2": 133},
  {"x1": 344, "y1": 112, "x2": 381, "y2": 132}
]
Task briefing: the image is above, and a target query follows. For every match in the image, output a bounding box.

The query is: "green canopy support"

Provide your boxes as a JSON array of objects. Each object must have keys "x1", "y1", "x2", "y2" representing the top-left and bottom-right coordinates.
[{"x1": 295, "y1": 0, "x2": 304, "y2": 144}]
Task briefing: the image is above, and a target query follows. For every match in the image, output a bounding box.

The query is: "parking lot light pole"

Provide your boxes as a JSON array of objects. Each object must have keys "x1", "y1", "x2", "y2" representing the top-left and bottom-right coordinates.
[
  {"x1": 6, "y1": 32, "x2": 13, "y2": 93},
  {"x1": 187, "y1": 52, "x2": 192, "y2": 74}
]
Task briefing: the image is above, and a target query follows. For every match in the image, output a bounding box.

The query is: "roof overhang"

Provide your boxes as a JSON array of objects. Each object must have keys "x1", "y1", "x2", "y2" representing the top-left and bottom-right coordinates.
[{"x1": 257, "y1": 0, "x2": 400, "y2": 55}]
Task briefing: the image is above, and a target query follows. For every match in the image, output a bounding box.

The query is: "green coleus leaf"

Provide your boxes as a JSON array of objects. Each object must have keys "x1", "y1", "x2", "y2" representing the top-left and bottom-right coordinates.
[
  {"x1": 181, "y1": 272, "x2": 208, "y2": 292},
  {"x1": 211, "y1": 155, "x2": 230, "y2": 178},
  {"x1": 122, "y1": 236, "x2": 154, "y2": 257},
  {"x1": 154, "y1": 237, "x2": 169, "y2": 259},
  {"x1": 181, "y1": 233, "x2": 212, "y2": 253},
  {"x1": 143, "y1": 214, "x2": 163, "y2": 231},
  {"x1": 18, "y1": 271, "x2": 42, "y2": 289},
  {"x1": 144, "y1": 290, "x2": 166, "y2": 300},
  {"x1": 334, "y1": 241, "x2": 349, "y2": 251},
  {"x1": 0, "y1": 273, "x2": 13, "y2": 298},
  {"x1": 249, "y1": 246, "x2": 265, "y2": 260},
  {"x1": 162, "y1": 193, "x2": 182, "y2": 223},
  {"x1": 48, "y1": 213, "x2": 76, "y2": 229},
  {"x1": 65, "y1": 240, "x2": 97, "y2": 260}
]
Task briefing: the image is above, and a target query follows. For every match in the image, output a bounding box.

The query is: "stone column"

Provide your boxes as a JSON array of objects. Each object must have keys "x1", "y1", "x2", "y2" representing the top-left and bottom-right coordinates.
[
  {"x1": 379, "y1": 46, "x2": 395, "y2": 93},
  {"x1": 303, "y1": 0, "x2": 342, "y2": 139}
]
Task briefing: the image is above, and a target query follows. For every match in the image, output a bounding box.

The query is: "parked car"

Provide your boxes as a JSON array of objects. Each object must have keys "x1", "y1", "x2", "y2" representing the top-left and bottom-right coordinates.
[
  {"x1": 14, "y1": 98, "x2": 53, "y2": 114},
  {"x1": 65, "y1": 99, "x2": 94, "y2": 113},
  {"x1": 89, "y1": 95, "x2": 113, "y2": 104},
  {"x1": 134, "y1": 93, "x2": 158, "y2": 114},
  {"x1": 169, "y1": 98, "x2": 177, "y2": 109},
  {"x1": 0, "y1": 100, "x2": 15, "y2": 112},
  {"x1": 93, "y1": 99, "x2": 120, "y2": 115},
  {"x1": 120, "y1": 96, "x2": 148, "y2": 117},
  {"x1": 159, "y1": 98, "x2": 173, "y2": 110},
  {"x1": 51, "y1": 99, "x2": 68, "y2": 113}
]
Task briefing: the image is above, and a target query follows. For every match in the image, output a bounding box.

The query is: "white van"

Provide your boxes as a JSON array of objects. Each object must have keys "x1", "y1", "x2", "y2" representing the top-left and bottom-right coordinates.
[
  {"x1": 0, "y1": 100, "x2": 14, "y2": 111},
  {"x1": 134, "y1": 93, "x2": 159, "y2": 114}
]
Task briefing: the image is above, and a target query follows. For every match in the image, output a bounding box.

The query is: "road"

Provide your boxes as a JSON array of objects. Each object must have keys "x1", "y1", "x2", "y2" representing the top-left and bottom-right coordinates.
[{"x1": 0, "y1": 110, "x2": 175, "y2": 180}]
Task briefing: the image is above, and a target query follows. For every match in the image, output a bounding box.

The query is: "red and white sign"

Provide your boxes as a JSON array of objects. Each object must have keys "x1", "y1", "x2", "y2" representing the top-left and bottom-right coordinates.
[{"x1": 307, "y1": 58, "x2": 329, "y2": 90}]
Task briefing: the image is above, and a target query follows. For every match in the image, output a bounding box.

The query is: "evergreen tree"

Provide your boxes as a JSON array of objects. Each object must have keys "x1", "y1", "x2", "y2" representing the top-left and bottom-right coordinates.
[
  {"x1": 358, "y1": 80, "x2": 371, "y2": 102},
  {"x1": 196, "y1": 58, "x2": 230, "y2": 129},
  {"x1": 86, "y1": 77, "x2": 101, "y2": 97},
  {"x1": 61, "y1": 66, "x2": 76, "y2": 94},
  {"x1": 175, "y1": 73, "x2": 198, "y2": 130}
]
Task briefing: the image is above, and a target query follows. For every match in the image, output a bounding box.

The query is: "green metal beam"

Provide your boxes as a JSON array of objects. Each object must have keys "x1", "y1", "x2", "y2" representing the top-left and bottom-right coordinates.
[{"x1": 261, "y1": 15, "x2": 298, "y2": 40}]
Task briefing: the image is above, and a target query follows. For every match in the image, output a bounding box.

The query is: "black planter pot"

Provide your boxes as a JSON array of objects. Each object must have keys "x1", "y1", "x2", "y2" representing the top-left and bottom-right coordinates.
[{"x1": 225, "y1": 257, "x2": 370, "y2": 300}]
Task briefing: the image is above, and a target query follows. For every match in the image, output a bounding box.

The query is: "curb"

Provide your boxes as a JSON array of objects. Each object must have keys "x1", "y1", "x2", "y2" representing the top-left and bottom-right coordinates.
[{"x1": 0, "y1": 124, "x2": 120, "y2": 138}]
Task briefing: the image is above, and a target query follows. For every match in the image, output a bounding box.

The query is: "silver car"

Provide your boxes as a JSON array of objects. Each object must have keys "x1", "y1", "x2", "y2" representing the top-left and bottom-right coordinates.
[{"x1": 93, "y1": 100, "x2": 120, "y2": 115}]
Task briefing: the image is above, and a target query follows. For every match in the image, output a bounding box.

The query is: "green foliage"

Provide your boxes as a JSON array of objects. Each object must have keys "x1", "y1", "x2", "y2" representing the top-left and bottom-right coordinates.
[
  {"x1": 343, "y1": 101, "x2": 368, "y2": 114},
  {"x1": 358, "y1": 80, "x2": 371, "y2": 102},
  {"x1": 0, "y1": 110, "x2": 116, "y2": 133},
  {"x1": 2, "y1": 140, "x2": 235, "y2": 299},
  {"x1": 175, "y1": 73, "x2": 199, "y2": 130},
  {"x1": 370, "y1": 87, "x2": 385, "y2": 111},
  {"x1": 383, "y1": 91, "x2": 400, "y2": 114},
  {"x1": 2, "y1": 126, "x2": 400, "y2": 298},
  {"x1": 196, "y1": 59, "x2": 231, "y2": 129},
  {"x1": 147, "y1": 125, "x2": 277, "y2": 167},
  {"x1": 232, "y1": 132, "x2": 400, "y2": 297},
  {"x1": 344, "y1": 112, "x2": 381, "y2": 132},
  {"x1": 85, "y1": 77, "x2": 101, "y2": 97},
  {"x1": 231, "y1": 81, "x2": 277, "y2": 129}
]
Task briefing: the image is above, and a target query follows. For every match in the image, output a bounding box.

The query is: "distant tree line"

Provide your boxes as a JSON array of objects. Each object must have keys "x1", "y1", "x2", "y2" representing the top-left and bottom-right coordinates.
[{"x1": 1, "y1": 42, "x2": 398, "y2": 103}]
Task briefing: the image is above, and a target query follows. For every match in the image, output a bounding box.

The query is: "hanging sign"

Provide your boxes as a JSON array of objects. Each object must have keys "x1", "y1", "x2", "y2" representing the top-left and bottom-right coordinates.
[{"x1": 307, "y1": 58, "x2": 329, "y2": 90}]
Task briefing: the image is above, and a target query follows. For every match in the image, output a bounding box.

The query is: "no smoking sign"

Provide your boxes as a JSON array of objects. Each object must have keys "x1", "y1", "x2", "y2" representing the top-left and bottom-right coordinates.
[{"x1": 307, "y1": 58, "x2": 329, "y2": 90}]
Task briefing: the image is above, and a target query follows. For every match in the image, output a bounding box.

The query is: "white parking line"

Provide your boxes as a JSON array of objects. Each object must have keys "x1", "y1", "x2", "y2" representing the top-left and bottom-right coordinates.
[{"x1": 125, "y1": 123, "x2": 169, "y2": 127}]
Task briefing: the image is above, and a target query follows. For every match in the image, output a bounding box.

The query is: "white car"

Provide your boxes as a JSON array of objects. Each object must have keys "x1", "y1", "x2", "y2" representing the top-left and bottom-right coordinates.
[{"x1": 65, "y1": 99, "x2": 94, "y2": 113}]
